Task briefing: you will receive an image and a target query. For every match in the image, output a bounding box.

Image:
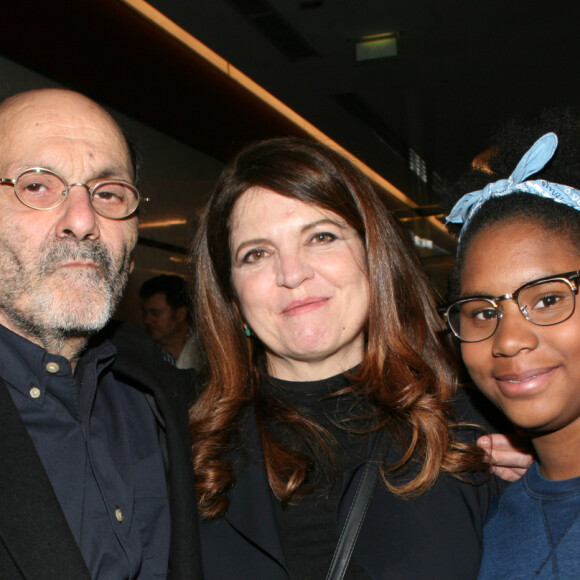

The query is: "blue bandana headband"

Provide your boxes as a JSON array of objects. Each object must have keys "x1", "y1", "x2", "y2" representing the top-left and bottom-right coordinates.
[{"x1": 446, "y1": 132, "x2": 580, "y2": 241}]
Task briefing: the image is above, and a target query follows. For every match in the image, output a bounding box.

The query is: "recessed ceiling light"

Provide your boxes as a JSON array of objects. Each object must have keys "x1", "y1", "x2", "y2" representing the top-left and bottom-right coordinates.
[{"x1": 355, "y1": 33, "x2": 398, "y2": 62}]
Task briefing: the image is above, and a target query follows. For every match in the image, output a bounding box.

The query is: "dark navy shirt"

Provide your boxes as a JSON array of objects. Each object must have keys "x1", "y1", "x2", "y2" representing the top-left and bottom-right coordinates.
[{"x1": 0, "y1": 324, "x2": 170, "y2": 579}]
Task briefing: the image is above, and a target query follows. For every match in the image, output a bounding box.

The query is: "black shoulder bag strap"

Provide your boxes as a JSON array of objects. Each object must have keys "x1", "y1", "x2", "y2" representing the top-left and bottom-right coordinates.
[{"x1": 326, "y1": 429, "x2": 387, "y2": 580}]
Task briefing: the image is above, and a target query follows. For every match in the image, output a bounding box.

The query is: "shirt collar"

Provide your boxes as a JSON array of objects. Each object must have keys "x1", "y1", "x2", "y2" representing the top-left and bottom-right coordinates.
[{"x1": 0, "y1": 323, "x2": 117, "y2": 403}]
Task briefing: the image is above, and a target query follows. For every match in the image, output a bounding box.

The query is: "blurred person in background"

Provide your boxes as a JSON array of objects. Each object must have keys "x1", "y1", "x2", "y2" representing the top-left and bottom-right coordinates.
[{"x1": 140, "y1": 274, "x2": 202, "y2": 369}]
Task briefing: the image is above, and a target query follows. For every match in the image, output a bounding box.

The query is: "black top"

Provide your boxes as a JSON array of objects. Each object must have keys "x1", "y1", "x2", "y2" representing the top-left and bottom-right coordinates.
[
  {"x1": 199, "y1": 371, "x2": 495, "y2": 580},
  {"x1": 265, "y1": 373, "x2": 370, "y2": 579}
]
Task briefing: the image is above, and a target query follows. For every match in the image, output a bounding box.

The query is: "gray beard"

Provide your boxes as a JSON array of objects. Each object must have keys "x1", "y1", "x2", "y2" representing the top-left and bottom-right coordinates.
[{"x1": 0, "y1": 239, "x2": 132, "y2": 345}]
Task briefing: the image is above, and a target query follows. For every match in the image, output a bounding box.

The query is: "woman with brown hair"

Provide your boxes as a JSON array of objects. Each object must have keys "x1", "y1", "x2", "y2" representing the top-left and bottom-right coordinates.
[{"x1": 189, "y1": 137, "x2": 512, "y2": 579}]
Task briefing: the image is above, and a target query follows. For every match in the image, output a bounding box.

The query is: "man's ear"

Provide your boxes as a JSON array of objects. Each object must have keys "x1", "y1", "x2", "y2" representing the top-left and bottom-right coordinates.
[{"x1": 129, "y1": 257, "x2": 135, "y2": 274}]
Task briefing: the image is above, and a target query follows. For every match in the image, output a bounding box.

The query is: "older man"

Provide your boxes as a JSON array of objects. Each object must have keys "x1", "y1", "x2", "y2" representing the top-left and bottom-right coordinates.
[{"x1": 0, "y1": 89, "x2": 201, "y2": 579}]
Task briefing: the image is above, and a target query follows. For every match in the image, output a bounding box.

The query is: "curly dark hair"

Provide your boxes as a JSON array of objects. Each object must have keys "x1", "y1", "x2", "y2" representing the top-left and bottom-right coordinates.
[{"x1": 446, "y1": 108, "x2": 580, "y2": 298}]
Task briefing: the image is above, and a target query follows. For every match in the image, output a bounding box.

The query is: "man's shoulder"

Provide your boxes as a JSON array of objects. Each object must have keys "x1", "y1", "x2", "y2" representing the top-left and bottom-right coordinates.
[{"x1": 97, "y1": 321, "x2": 197, "y2": 407}]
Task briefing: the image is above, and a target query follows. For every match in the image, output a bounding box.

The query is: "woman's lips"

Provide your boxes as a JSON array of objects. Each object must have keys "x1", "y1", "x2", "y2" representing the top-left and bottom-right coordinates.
[
  {"x1": 494, "y1": 366, "x2": 559, "y2": 396},
  {"x1": 282, "y1": 297, "x2": 329, "y2": 316}
]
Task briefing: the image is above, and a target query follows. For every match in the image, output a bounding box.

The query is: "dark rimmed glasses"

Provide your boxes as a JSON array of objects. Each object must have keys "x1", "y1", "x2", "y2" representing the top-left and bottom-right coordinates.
[
  {"x1": 0, "y1": 167, "x2": 144, "y2": 219},
  {"x1": 439, "y1": 271, "x2": 580, "y2": 343}
]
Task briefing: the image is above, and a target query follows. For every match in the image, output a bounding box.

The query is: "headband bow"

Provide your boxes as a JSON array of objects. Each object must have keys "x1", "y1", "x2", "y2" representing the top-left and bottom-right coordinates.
[{"x1": 446, "y1": 132, "x2": 580, "y2": 238}]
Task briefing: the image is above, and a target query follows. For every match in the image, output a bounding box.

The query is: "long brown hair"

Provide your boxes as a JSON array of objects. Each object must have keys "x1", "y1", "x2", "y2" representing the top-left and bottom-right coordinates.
[{"x1": 190, "y1": 137, "x2": 485, "y2": 519}]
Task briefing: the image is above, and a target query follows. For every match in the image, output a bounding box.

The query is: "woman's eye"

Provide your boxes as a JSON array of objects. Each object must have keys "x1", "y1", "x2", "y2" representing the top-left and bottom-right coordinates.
[
  {"x1": 311, "y1": 232, "x2": 337, "y2": 244},
  {"x1": 242, "y1": 249, "x2": 268, "y2": 263}
]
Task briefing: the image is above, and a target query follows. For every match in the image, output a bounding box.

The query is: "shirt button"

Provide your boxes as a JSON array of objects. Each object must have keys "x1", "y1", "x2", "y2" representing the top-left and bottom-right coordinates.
[
  {"x1": 46, "y1": 362, "x2": 60, "y2": 374},
  {"x1": 30, "y1": 387, "x2": 41, "y2": 399},
  {"x1": 115, "y1": 508, "x2": 124, "y2": 522}
]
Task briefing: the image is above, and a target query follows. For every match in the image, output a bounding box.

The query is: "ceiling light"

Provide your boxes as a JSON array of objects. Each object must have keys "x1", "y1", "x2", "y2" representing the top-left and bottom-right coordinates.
[
  {"x1": 471, "y1": 147, "x2": 498, "y2": 174},
  {"x1": 356, "y1": 33, "x2": 398, "y2": 62},
  {"x1": 139, "y1": 219, "x2": 188, "y2": 228}
]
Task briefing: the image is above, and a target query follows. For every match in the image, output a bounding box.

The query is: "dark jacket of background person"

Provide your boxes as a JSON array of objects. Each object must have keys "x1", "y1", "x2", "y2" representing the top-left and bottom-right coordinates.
[{"x1": 0, "y1": 322, "x2": 202, "y2": 580}]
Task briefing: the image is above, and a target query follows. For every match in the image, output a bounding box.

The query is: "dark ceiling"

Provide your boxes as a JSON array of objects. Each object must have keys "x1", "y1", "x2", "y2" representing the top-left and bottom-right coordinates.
[
  {"x1": 1, "y1": 0, "x2": 579, "y2": 212},
  {"x1": 147, "y1": 0, "x2": 580, "y2": 204}
]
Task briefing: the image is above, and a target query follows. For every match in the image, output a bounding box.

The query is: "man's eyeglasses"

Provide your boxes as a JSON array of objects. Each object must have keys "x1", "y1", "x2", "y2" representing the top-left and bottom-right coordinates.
[
  {"x1": 0, "y1": 167, "x2": 145, "y2": 219},
  {"x1": 439, "y1": 271, "x2": 580, "y2": 343}
]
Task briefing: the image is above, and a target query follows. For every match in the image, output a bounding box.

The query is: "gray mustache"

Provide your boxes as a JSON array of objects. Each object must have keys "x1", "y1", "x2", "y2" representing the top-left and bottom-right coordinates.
[{"x1": 39, "y1": 241, "x2": 114, "y2": 277}]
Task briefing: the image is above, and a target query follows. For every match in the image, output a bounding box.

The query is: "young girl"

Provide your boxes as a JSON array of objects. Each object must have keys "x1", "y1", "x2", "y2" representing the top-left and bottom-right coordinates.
[{"x1": 441, "y1": 131, "x2": 580, "y2": 578}]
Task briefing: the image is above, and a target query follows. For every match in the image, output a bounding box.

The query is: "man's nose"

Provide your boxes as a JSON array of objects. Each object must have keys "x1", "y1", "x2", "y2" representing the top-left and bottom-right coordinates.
[{"x1": 55, "y1": 185, "x2": 100, "y2": 241}]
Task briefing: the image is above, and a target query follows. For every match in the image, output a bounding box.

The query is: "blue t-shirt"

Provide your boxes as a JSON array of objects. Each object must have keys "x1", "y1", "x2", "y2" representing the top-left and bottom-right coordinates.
[{"x1": 479, "y1": 461, "x2": 580, "y2": 579}]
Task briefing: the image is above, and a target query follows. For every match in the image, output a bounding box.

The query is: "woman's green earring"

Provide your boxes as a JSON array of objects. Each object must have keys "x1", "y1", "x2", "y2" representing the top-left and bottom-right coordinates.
[{"x1": 244, "y1": 324, "x2": 252, "y2": 337}]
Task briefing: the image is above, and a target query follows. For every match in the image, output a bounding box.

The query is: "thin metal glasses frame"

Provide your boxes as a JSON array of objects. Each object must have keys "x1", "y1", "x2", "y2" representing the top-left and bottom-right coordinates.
[{"x1": 0, "y1": 167, "x2": 144, "y2": 219}]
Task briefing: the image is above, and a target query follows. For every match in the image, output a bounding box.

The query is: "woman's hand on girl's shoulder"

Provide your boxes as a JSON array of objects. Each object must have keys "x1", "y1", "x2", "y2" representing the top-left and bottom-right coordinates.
[{"x1": 477, "y1": 432, "x2": 535, "y2": 482}]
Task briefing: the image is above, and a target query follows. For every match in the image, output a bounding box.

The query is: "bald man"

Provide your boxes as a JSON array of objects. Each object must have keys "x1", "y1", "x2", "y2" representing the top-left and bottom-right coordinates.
[{"x1": 0, "y1": 89, "x2": 201, "y2": 579}]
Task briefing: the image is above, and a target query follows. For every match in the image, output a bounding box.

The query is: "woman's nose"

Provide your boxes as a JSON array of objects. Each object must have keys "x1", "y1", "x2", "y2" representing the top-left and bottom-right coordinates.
[{"x1": 275, "y1": 250, "x2": 314, "y2": 288}]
